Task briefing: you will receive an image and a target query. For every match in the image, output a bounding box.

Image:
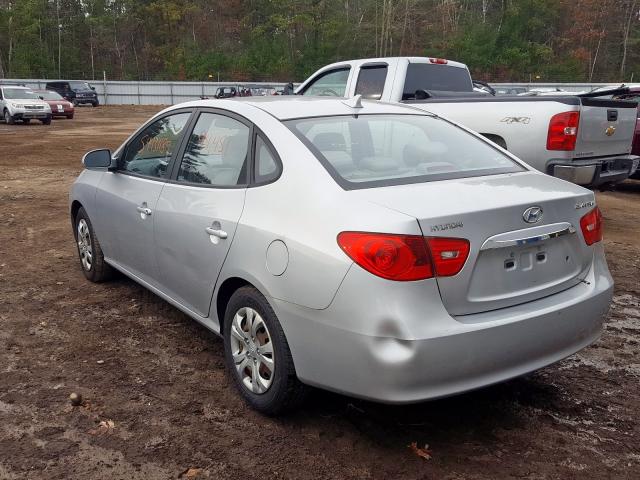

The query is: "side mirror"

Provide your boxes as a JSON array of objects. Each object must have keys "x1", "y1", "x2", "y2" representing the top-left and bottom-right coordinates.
[
  {"x1": 83, "y1": 149, "x2": 115, "y2": 170},
  {"x1": 38, "y1": 96, "x2": 44, "y2": 100},
  {"x1": 90, "y1": 86, "x2": 96, "y2": 91},
  {"x1": 415, "y1": 89, "x2": 431, "y2": 100}
]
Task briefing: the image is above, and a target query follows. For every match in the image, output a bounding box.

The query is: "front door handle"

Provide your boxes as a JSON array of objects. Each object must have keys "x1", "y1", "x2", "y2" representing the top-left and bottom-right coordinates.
[
  {"x1": 136, "y1": 206, "x2": 152, "y2": 216},
  {"x1": 205, "y1": 227, "x2": 228, "y2": 239}
]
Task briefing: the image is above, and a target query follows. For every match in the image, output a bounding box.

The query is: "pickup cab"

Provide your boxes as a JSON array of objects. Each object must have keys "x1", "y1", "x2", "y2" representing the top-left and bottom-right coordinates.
[{"x1": 296, "y1": 57, "x2": 639, "y2": 187}]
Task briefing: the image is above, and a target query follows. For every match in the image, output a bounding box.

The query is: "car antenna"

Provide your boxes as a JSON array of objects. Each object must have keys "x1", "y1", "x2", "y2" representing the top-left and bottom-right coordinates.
[{"x1": 341, "y1": 94, "x2": 363, "y2": 109}]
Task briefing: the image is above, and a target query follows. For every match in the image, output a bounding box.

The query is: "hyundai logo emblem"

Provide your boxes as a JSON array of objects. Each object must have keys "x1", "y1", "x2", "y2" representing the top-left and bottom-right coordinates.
[{"x1": 523, "y1": 206, "x2": 543, "y2": 224}]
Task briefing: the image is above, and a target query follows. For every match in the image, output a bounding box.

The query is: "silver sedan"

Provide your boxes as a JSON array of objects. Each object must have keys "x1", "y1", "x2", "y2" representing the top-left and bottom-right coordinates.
[{"x1": 70, "y1": 97, "x2": 613, "y2": 414}]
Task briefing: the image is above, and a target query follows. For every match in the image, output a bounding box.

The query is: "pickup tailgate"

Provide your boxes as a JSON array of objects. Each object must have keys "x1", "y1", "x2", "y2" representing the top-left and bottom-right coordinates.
[{"x1": 575, "y1": 98, "x2": 637, "y2": 157}]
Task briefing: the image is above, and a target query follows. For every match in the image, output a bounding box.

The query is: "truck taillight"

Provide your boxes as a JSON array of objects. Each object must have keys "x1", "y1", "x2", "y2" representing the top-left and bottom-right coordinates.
[
  {"x1": 429, "y1": 58, "x2": 448, "y2": 64},
  {"x1": 580, "y1": 207, "x2": 603, "y2": 246},
  {"x1": 547, "y1": 111, "x2": 580, "y2": 151},
  {"x1": 337, "y1": 232, "x2": 469, "y2": 281}
]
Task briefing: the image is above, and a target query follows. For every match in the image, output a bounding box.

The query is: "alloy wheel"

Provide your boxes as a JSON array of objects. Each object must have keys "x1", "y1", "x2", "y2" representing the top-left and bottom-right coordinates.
[
  {"x1": 229, "y1": 307, "x2": 275, "y2": 394},
  {"x1": 77, "y1": 218, "x2": 93, "y2": 271}
]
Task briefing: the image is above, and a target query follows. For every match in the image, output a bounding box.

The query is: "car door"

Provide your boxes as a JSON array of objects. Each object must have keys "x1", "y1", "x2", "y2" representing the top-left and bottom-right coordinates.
[
  {"x1": 94, "y1": 110, "x2": 192, "y2": 285},
  {"x1": 153, "y1": 110, "x2": 251, "y2": 317}
]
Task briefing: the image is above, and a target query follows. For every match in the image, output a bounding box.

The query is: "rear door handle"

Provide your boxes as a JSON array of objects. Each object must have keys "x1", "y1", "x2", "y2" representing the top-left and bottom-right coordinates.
[
  {"x1": 205, "y1": 227, "x2": 228, "y2": 239},
  {"x1": 136, "y1": 206, "x2": 152, "y2": 216}
]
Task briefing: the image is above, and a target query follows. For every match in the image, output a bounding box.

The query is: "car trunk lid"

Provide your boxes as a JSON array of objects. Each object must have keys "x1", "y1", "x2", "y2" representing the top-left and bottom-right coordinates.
[{"x1": 351, "y1": 172, "x2": 596, "y2": 316}]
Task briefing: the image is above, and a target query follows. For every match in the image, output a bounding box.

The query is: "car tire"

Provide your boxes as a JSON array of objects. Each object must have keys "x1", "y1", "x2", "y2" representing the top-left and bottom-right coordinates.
[
  {"x1": 66, "y1": 114, "x2": 74, "y2": 119},
  {"x1": 223, "y1": 286, "x2": 308, "y2": 415},
  {"x1": 74, "y1": 207, "x2": 114, "y2": 283},
  {"x1": 91, "y1": 101, "x2": 98, "y2": 107},
  {"x1": 4, "y1": 110, "x2": 15, "y2": 125},
  {"x1": 41, "y1": 116, "x2": 51, "y2": 125},
  {"x1": 22, "y1": 118, "x2": 31, "y2": 124}
]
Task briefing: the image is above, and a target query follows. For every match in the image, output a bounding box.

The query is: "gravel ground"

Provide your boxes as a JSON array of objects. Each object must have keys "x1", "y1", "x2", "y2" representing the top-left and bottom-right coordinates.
[{"x1": 0, "y1": 106, "x2": 639, "y2": 480}]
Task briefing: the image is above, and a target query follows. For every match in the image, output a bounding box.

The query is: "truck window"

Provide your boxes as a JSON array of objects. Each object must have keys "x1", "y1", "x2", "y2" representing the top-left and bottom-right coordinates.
[
  {"x1": 355, "y1": 65, "x2": 388, "y2": 100},
  {"x1": 403, "y1": 63, "x2": 473, "y2": 99},
  {"x1": 301, "y1": 68, "x2": 350, "y2": 97}
]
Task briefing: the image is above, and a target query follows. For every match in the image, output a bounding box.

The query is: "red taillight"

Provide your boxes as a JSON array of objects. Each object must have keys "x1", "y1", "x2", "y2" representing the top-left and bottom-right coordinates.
[
  {"x1": 337, "y1": 232, "x2": 469, "y2": 281},
  {"x1": 580, "y1": 207, "x2": 603, "y2": 245},
  {"x1": 427, "y1": 237, "x2": 470, "y2": 276},
  {"x1": 429, "y1": 58, "x2": 448, "y2": 64},
  {"x1": 547, "y1": 111, "x2": 580, "y2": 151}
]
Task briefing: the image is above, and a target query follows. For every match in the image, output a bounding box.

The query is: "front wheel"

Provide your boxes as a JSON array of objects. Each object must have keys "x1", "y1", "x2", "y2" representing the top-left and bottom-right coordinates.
[
  {"x1": 4, "y1": 110, "x2": 15, "y2": 125},
  {"x1": 74, "y1": 207, "x2": 114, "y2": 282},
  {"x1": 223, "y1": 286, "x2": 307, "y2": 415},
  {"x1": 41, "y1": 116, "x2": 51, "y2": 125}
]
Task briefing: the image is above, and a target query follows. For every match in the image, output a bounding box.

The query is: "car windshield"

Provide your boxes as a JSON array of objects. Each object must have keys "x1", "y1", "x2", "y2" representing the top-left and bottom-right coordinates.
[
  {"x1": 3, "y1": 88, "x2": 39, "y2": 100},
  {"x1": 39, "y1": 90, "x2": 64, "y2": 101},
  {"x1": 69, "y1": 81, "x2": 92, "y2": 90},
  {"x1": 286, "y1": 114, "x2": 523, "y2": 189}
]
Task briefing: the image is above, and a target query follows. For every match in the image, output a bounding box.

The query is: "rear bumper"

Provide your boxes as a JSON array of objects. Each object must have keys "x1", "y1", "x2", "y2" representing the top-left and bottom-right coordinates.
[
  {"x1": 273, "y1": 247, "x2": 613, "y2": 404},
  {"x1": 550, "y1": 155, "x2": 639, "y2": 186}
]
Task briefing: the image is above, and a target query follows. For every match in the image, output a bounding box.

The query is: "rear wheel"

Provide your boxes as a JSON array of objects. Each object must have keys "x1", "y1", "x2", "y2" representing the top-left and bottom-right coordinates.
[
  {"x1": 4, "y1": 110, "x2": 15, "y2": 125},
  {"x1": 223, "y1": 286, "x2": 307, "y2": 415},
  {"x1": 22, "y1": 118, "x2": 31, "y2": 124},
  {"x1": 74, "y1": 207, "x2": 114, "y2": 282}
]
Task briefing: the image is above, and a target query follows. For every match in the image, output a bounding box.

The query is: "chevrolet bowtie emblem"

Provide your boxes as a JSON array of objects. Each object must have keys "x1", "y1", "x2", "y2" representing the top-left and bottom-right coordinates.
[{"x1": 605, "y1": 126, "x2": 616, "y2": 136}]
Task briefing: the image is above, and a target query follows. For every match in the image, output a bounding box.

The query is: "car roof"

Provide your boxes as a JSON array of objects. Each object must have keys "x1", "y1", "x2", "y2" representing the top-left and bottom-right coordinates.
[{"x1": 175, "y1": 96, "x2": 431, "y2": 121}]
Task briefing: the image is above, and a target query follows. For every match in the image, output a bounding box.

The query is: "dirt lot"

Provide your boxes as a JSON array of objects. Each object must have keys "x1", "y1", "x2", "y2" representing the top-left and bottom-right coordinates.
[{"x1": 0, "y1": 106, "x2": 639, "y2": 480}]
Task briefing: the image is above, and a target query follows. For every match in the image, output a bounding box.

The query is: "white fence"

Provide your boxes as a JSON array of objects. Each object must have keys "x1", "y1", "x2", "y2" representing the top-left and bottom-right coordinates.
[{"x1": 0, "y1": 79, "x2": 622, "y2": 105}]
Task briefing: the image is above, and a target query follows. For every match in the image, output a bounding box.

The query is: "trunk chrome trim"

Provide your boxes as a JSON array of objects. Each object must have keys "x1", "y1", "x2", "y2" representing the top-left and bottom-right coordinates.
[{"x1": 480, "y1": 222, "x2": 576, "y2": 251}]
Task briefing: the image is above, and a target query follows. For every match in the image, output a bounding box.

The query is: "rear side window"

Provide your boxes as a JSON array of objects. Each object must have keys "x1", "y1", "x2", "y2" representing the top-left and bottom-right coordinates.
[
  {"x1": 301, "y1": 68, "x2": 350, "y2": 97},
  {"x1": 177, "y1": 113, "x2": 250, "y2": 186},
  {"x1": 403, "y1": 63, "x2": 473, "y2": 99},
  {"x1": 286, "y1": 114, "x2": 523, "y2": 189},
  {"x1": 254, "y1": 135, "x2": 280, "y2": 183},
  {"x1": 355, "y1": 65, "x2": 388, "y2": 100},
  {"x1": 119, "y1": 112, "x2": 191, "y2": 178}
]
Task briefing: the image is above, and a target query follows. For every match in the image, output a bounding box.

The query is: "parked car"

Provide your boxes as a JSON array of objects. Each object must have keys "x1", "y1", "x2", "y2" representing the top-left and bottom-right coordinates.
[
  {"x1": 609, "y1": 85, "x2": 640, "y2": 179},
  {"x1": 34, "y1": 89, "x2": 75, "y2": 119},
  {"x1": 214, "y1": 86, "x2": 237, "y2": 99},
  {"x1": 0, "y1": 85, "x2": 52, "y2": 124},
  {"x1": 495, "y1": 86, "x2": 528, "y2": 95},
  {"x1": 296, "y1": 57, "x2": 639, "y2": 187},
  {"x1": 45, "y1": 80, "x2": 99, "y2": 107},
  {"x1": 71, "y1": 97, "x2": 613, "y2": 414}
]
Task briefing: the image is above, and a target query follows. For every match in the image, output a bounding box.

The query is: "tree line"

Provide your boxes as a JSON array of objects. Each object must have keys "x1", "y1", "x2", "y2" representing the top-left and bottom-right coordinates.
[{"x1": 0, "y1": 0, "x2": 637, "y2": 83}]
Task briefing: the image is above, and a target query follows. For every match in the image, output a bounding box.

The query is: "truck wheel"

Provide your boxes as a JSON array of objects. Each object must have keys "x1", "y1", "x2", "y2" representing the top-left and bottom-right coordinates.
[
  {"x1": 41, "y1": 116, "x2": 52, "y2": 125},
  {"x1": 91, "y1": 101, "x2": 98, "y2": 107},
  {"x1": 4, "y1": 110, "x2": 15, "y2": 125},
  {"x1": 74, "y1": 207, "x2": 114, "y2": 282},
  {"x1": 223, "y1": 286, "x2": 308, "y2": 415}
]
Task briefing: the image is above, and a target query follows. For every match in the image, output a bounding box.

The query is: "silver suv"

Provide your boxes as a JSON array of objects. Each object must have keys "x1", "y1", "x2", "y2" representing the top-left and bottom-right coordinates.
[{"x1": 0, "y1": 85, "x2": 52, "y2": 125}]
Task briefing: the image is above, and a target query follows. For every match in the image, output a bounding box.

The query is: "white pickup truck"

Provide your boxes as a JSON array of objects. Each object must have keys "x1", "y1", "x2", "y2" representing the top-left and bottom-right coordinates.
[{"x1": 295, "y1": 57, "x2": 639, "y2": 187}]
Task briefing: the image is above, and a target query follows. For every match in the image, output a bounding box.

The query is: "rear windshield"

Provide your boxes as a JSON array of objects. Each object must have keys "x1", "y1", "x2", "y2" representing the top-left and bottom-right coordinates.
[
  {"x1": 403, "y1": 63, "x2": 473, "y2": 99},
  {"x1": 286, "y1": 114, "x2": 523, "y2": 189}
]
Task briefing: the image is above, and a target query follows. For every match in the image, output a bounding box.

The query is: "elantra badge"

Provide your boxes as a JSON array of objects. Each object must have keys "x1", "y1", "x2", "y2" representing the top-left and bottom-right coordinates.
[{"x1": 523, "y1": 206, "x2": 543, "y2": 224}]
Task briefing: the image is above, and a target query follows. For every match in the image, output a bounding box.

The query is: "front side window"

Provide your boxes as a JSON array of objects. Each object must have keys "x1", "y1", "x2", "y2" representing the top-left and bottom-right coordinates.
[
  {"x1": 287, "y1": 114, "x2": 523, "y2": 189},
  {"x1": 301, "y1": 68, "x2": 350, "y2": 97},
  {"x1": 40, "y1": 90, "x2": 64, "y2": 101},
  {"x1": 119, "y1": 112, "x2": 191, "y2": 178},
  {"x1": 177, "y1": 113, "x2": 250, "y2": 186},
  {"x1": 355, "y1": 66, "x2": 388, "y2": 100}
]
